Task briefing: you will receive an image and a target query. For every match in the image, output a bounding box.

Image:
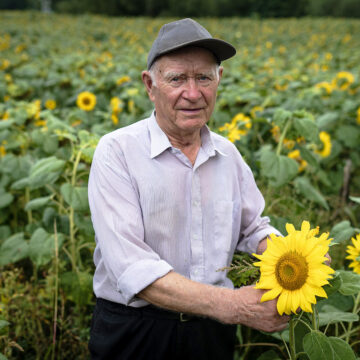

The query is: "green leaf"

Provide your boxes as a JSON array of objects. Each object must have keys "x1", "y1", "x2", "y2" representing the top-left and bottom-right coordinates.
[
  {"x1": 0, "y1": 119, "x2": 15, "y2": 130},
  {"x1": 0, "y1": 226, "x2": 11, "y2": 242},
  {"x1": 299, "y1": 146, "x2": 319, "y2": 168},
  {"x1": 30, "y1": 156, "x2": 65, "y2": 178},
  {"x1": 0, "y1": 353, "x2": 8, "y2": 360},
  {"x1": 25, "y1": 195, "x2": 52, "y2": 211},
  {"x1": 316, "y1": 112, "x2": 338, "y2": 130},
  {"x1": 323, "y1": 272, "x2": 342, "y2": 297},
  {"x1": 318, "y1": 305, "x2": 359, "y2": 327},
  {"x1": 293, "y1": 113, "x2": 319, "y2": 143},
  {"x1": 0, "y1": 154, "x2": 31, "y2": 180},
  {"x1": 0, "y1": 233, "x2": 29, "y2": 266},
  {"x1": 28, "y1": 228, "x2": 64, "y2": 267},
  {"x1": 294, "y1": 176, "x2": 329, "y2": 210},
  {"x1": 303, "y1": 331, "x2": 333, "y2": 360},
  {"x1": 294, "y1": 318, "x2": 311, "y2": 353},
  {"x1": 60, "y1": 184, "x2": 89, "y2": 212},
  {"x1": 0, "y1": 188, "x2": 13, "y2": 209},
  {"x1": 335, "y1": 125, "x2": 360, "y2": 148},
  {"x1": 28, "y1": 156, "x2": 65, "y2": 189},
  {"x1": 10, "y1": 177, "x2": 29, "y2": 190},
  {"x1": 43, "y1": 135, "x2": 59, "y2": 154},
  {"x1": 327, "y1": 337, "x2": 356, "y2": 360},
  {"x1": 0, "y1": 320, "x2": 10, "y2": 330},
  {"x1": 338, "y1": 270, "x2": 360, "y2": 296},
  {"x1": 330, "y1": 221, "x2": 355, "y2": 245},
  {"x1": 273, "y1": 108, "x2": 292, "y2": 128},
  {"x1": 260, "y1": 147, "x2": 298, "y2": 187},
  {"x1": 349, "y1": 196, "x2": 360, "y2": 204},
  {"x1": 317, "y1": 291, "x2": 354, "y2": 312}
]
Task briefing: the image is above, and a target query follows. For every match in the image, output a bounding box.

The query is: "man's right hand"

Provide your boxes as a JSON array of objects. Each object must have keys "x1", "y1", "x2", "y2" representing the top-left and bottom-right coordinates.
[
  {"x1": 138, "y1": 271, "x2": 289, "y2": 333},
  {"x1": 216, "y1": 285, "x2": 290, "y2": 333}
]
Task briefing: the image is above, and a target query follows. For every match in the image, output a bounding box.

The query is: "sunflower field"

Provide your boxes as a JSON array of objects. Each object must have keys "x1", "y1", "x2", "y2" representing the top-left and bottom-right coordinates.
[{"x1": 0, "y1": 11, "x2": 360, "y2": 360}]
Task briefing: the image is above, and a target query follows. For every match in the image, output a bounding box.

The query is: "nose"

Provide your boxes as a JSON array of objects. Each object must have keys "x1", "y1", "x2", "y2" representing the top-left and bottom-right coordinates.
[{"x1": 182, "y1": 78, "x2": 202, "y2": 102}]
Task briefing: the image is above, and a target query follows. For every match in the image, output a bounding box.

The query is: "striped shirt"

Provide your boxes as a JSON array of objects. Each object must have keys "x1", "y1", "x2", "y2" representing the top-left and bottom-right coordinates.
[{"x1": 88, "y1": 112, "x2": 281, "y2": 307}]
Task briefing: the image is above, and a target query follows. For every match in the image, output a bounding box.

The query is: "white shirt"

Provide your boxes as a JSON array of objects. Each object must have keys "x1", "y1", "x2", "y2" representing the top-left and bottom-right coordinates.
[{"x1": 88, "y1": 112, "x2": 281, "y2": 307}]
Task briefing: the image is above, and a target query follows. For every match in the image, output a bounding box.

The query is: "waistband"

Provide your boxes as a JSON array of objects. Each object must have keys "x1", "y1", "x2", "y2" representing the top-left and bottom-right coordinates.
[{"x1": 96, "y1": 297, "x2": 198, "y2": 322}]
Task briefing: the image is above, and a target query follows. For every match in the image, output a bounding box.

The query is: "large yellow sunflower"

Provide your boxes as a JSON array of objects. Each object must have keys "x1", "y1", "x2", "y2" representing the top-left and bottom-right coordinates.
[
  {"x1": 253, "y1": 221, "x2": 334, "y2": 315},
  {"x1": 76, "y1": 91, "x2": 96, "y2": 111},
  {"x1": 346, "y1": 234, "x2": 360, "y2": 274}
]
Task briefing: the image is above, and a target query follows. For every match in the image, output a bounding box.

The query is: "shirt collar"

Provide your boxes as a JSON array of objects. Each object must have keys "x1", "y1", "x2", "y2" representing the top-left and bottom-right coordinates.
[
  {"x1": 148, "y1": 111, "x2": 227, "y2": 159},
  {"x1": 148, "y1": 112, "x2": 172, "y2": 158}
]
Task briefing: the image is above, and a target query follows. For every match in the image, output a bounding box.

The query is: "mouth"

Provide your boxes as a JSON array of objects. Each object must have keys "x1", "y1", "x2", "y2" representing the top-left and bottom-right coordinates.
[{"x1": 179, "y1": 108, "x2": 203, "y2": 115}]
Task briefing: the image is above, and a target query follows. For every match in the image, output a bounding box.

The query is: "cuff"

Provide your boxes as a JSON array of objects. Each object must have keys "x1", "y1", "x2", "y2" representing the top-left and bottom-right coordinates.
[
  {"x1": 237, "y1": 226, "x2": 283, "y2": 254},
  {"x1": 117, "y1": 259, "x2": 173, "y2": 305}
]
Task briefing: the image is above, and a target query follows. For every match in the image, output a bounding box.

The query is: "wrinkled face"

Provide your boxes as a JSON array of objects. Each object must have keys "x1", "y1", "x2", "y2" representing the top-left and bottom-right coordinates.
[{"x1": 142, "y1": 47, "x2": 222, "y2": 136}]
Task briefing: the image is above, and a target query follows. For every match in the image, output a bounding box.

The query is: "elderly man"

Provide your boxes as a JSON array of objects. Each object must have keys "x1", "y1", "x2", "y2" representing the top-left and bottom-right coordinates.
[{"x1": 88, "y1": 18, "x2": 289, "y2": 360}]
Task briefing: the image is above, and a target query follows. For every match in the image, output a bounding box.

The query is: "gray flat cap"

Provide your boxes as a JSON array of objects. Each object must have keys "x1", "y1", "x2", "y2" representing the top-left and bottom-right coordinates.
[{"x1": 147, "y1": 18, "x2": 236, "y2": 69}]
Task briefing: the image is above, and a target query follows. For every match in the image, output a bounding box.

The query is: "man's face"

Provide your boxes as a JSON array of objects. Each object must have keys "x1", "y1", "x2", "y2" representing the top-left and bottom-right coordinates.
[{"x1": 143, "y1": 47, "x2": 222, "y2": 136}]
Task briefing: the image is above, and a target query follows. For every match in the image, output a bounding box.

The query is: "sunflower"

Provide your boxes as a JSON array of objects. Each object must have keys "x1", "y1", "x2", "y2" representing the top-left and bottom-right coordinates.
[
  {"x1": 315, "y1": 131, "x2": 332, "y2": 158},
  {"x1": 332, "y1": 71, "x2": 355, "y2": 91},
  {"x1": 45, "y1": 99, "x2": 56, "y2": 110},
  {"x1": 76, "y1": 91, "x2": 96, "y2": 111},
  {"x1": 346, "y1": 234, "x2": 360, "y2": 274},
  {"x1": 253, "y1": 221, "x2": 334, "y2": 315}
]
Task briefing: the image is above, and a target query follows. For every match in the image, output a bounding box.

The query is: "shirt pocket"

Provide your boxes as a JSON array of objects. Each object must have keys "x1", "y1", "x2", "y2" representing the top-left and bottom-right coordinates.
[{"x1": 213, "y1": 200, "x2": 240, "y2": 257}]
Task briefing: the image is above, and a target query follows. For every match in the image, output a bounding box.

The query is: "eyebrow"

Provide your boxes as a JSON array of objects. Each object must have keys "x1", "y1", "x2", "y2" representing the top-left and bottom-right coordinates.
[{"x1": 163, "y1": 70, "x2": 216, "y2": 80}]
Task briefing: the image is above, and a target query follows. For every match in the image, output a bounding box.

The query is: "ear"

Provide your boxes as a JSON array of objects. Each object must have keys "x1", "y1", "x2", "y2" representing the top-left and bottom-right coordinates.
[
  {"x1": 142, "y1": 71, "x2": 156, "y2": 102},
  {"x1": 218, "y1": 66, "x2": 223, "y2": 84}
]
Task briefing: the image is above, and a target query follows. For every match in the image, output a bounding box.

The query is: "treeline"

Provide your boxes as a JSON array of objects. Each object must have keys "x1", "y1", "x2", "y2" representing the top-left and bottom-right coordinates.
[{"x1": 1, "y1": 0, "x2": 360, "y2": 17}]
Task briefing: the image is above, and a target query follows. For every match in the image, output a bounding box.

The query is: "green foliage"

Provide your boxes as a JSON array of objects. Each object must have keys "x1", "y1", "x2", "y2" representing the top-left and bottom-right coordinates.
[
  {"x1": 225, "y1": 253, "x2": 260, "y2": 287},
  {"x1": 0, "y1": 12, "x2": 360, "y2": 359}
]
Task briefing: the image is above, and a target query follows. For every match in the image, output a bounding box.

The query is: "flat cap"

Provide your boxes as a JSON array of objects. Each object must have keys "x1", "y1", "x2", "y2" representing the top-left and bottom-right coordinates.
[{"x1": 147, "y1": 18, "x2": 236, "y2": 69}]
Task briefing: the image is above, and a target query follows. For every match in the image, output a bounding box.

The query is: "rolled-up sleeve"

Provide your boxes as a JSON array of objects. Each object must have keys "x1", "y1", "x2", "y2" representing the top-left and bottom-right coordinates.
[
  {"x1": 236, "y1": 160, "x2": 282, "y2": 254},
  {"x1": 88, "y1": 136, "x2": 173, "y2": 304}
]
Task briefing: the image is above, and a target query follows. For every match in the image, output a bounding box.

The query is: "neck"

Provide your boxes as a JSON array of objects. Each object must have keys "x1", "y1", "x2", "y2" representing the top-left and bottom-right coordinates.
[{"x1": 156, "y1": 119, "x2": 202, "y2": 166}]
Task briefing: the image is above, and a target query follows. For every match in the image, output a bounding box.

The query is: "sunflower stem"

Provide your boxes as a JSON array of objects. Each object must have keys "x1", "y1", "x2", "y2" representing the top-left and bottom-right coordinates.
[
  {"x1": 289, "y1": 317, "x2": 297, "y2": 360},
  {"x1": 276, "y1": 118, "x2": 291, "y2": 156},
  {"x1": 280, "y1": 333, "x2": 291, "y2": 360},
  {"x1": 311, "y1": 305, "x2": 317, "y2": 330},
  {"x1": 345, "y1": 292, "x2": 360, "y2": 343}
]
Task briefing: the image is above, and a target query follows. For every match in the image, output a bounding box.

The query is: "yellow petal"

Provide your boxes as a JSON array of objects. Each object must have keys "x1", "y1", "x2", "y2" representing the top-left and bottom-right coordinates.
[{"x1": 261, "y1": 287, "x2": 282, "y2": 302}]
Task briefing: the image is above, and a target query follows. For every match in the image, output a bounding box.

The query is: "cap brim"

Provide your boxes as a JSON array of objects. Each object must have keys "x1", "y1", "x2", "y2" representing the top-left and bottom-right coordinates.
[{"x1": 148, "y1": 38, "x2": 236, "y2": 69}]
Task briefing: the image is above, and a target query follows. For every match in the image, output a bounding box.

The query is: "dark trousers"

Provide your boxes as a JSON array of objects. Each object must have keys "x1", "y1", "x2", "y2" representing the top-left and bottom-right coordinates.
[{"x1": 89, "y1": 298, "x2": 237, "y2": 360}]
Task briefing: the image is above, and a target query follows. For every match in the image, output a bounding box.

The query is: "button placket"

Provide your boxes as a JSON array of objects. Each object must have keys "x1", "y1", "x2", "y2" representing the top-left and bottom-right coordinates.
[{"x1": 190, "y1": 170, "x2": 204, "y2": 281}]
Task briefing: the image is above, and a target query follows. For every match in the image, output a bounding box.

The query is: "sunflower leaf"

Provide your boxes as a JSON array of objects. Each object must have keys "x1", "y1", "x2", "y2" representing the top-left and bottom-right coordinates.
[
  {"x1": 327, "y1": 337, "x2": 356, "y2": 360},
  {"x1": 318, "y1": 305, "x2": 359, "y2": 327},
  {"x1": 349, "y1": 196, "x2": 360, "y2": 204},
  {"x1": 260, "y1": 147, "x2": 298, "y2": 187},
  {"x1": 338, "y1": 270, "x2": 360, "y2": 295},
  {"x1": 303, "y1": 331, "x2": 333, "y2": 360},
  {"x1": 329, "y1": 220, "x2": 355, "y2": 245},
  {"x1": 293, "y1": 176, "x2": 329, "y2": 210}
]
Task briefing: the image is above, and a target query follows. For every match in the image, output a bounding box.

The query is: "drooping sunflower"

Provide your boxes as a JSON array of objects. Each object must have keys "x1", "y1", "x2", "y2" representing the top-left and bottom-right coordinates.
[
  {"x1": 315, "y1": 131, "x2": 332, "y2": 158},
  {"x1": 76, "y1": 91, "x2": 96, "y2": 111},
  {"x1": 253, "y1": 221, "x2": 334, "y2": 315},
  {"x1": 346, "y1": 234, "x2": 360, "y2": 274}
]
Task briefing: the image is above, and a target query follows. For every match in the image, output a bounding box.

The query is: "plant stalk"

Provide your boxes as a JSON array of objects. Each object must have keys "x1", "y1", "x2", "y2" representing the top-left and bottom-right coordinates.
[
  {"x1": 345, "y1": 292, "x2": 360, "y2": 343},
  {"x1": 276, "y1": 119, "x2": 292, "y2": 156},
  {"x1": 289, "y1": 317, "x2": 296, "y2": 360}
]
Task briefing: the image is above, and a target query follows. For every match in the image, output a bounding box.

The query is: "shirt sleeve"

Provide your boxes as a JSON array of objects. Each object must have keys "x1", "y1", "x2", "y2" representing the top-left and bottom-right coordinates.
[
  {"x1": 88, "y1": 135, "x2": 173, "y2": 305},
  {"x1": 236, "y1": 157, "x2": 282, "y2": 254}
]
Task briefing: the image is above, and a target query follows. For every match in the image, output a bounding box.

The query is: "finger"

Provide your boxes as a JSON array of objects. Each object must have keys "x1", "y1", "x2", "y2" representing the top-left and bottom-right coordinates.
[{"x1": 325, "y1": 253, "x2": 331, "y2": 265}]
